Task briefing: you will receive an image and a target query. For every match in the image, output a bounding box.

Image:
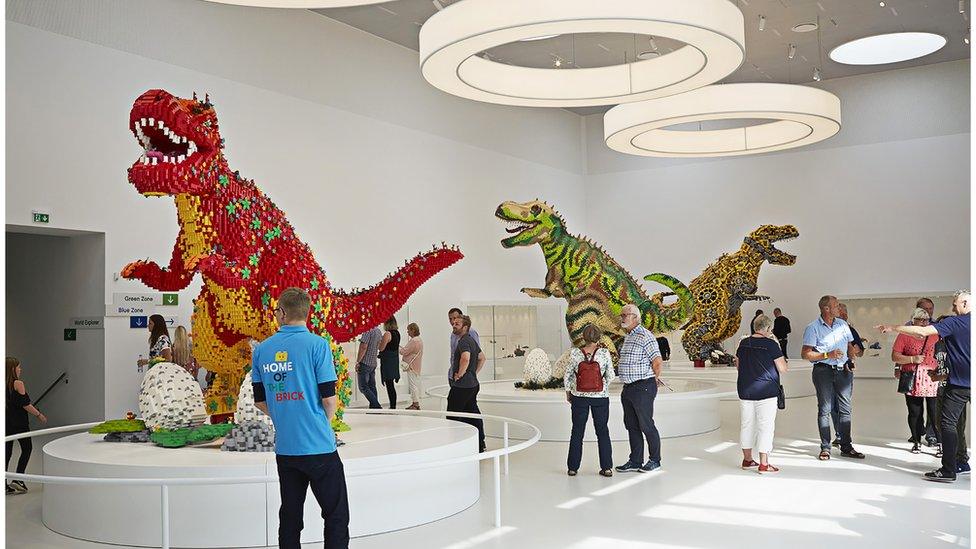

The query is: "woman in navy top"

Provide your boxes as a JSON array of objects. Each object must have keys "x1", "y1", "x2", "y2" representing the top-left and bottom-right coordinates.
[{"x1": 736, "y1": 315, "x2": 788, "y2": 474}]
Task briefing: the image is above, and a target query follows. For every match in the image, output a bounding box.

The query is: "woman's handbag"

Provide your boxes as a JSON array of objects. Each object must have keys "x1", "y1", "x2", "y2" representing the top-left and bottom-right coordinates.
[
  {"x1": 400, "y1": 343, "x2": 420, "y2": 373},
  {"x1": 777, "y1": 384, "x2": 786, "y2": 410},
  {"x1": 897, "y1": 336, "x2": 929, "y2": 394}
]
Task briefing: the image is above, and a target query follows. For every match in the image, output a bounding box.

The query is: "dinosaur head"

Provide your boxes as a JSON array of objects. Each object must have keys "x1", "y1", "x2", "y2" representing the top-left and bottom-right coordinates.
[
  {"x1": 495, "y1": 200, "x2": 564, "y2": 248},
  {"x1": 744, "y1": 224, "x2": 799, "y2": 265},
  {"x1": 127, "y1": 89, "x2": 223, "y2": 197}
]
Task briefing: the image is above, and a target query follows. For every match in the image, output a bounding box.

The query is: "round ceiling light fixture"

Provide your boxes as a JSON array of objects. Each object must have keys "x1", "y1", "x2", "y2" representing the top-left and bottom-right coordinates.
[
  {"x1": 829, "y1": 32, "x2": 946, "y2": 65},
  {"x1": 604, "y1": 83, "x2": 841, "y2": 157},
  {"x1": 419, "y1": 0, "x2": 745, "y2": 107},
  {"x1": 202, "y1": 0, "x2": 393, "y2": 7}
]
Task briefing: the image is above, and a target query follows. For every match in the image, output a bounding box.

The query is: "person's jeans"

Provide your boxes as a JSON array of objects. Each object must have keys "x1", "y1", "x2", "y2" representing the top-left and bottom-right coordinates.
[
  {"x1": 620, "y1": 378, "x2": 661, "y2": 464},
  {"x1": 276, "y1": 452, "x2": 349, "y2": 549},
  {"x1": 356, "y1": 365, "x2": 381, "y2": 409},
  {"x1": 447, "y1": 385, "x2": 485, "y2": 451},
  {"x1": 813, "y1": 364, "x2": 853, "y2": 452},
  {"x1": 5, "y1": 437, "x2": 32, "y2": 474},
  {"x1": 939, "y1": 384, "x2": 971, "y2": 474},
  {"x1": 567, "y1": 396, "x2": 612, "y2": 471},
  {"x1": 778, "y1": 338, "x2": 788, "y2": 359},
  {"x1": 830, "y1": 374, "x2": 854, "y2": 442},
  {"x1": 937, "y1": 387, "x2": 968, "y2": 460},
  {"x1": 905, "y1": 396, "x2": 939, "y2": 444}
]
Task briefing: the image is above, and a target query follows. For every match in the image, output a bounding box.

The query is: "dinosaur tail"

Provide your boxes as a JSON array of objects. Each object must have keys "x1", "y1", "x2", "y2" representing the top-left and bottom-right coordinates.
[
  {"x1": 325, "y1": 245, "x2": 463, "y2": 343},
  {"x1": 642, "y1": 272, "x2": 695, "y2": 333}
]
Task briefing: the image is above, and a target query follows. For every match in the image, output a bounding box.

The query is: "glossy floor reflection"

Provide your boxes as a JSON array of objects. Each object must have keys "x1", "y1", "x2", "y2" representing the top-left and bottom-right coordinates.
[{"x1": 5, "y1": 379, "x2": 970, "y2": 548}]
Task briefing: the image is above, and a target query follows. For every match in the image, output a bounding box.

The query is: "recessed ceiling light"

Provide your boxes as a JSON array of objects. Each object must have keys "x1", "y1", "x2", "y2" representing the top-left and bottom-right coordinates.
[
  {"x1": 792, "y1": 22, "x2": 818, "y2": 33},
  {"x1": 829, "y1": 32, "x2": 947, "y2": 65},
  {"x1": 520, "y1": 34, "x2": 560, "y2": 42},
  {"x1": 637, "y1": 50, "x2": 661, "y2": 59}
]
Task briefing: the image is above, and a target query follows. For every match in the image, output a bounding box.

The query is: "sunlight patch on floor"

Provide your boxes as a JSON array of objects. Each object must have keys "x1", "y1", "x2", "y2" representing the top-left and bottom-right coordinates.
[
  {"x1": 640, "y1": 503, "x2": 861, "y2": 536},
  {"x1": 439, "y1": 526, "x2": 517, "y2": 549}
]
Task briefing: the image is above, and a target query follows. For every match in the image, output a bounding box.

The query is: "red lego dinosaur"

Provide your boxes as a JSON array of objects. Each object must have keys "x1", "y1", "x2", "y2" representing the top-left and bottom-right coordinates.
[{"x1": 121, "y1": 89, "x2": 462, "y2": 418}]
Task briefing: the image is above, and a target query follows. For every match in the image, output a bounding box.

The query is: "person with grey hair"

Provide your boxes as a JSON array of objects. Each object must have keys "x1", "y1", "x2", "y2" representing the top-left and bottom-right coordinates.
[
  {"x1": 878, "y1": 290, "x2": 971, "y2": 482},
  {"x1": 802, "y1": 295, "x2": 864, "y2": 461},
  {"x1": 891, "y1": 307, "x2": 941, "y2": 454},
  {"x1": 736, "y1": 314, "x2": 788, "y2": 473},
  {"x1": 564, "y1": 324, "x2": 616, "y2": 477},
  {"x1": 614, "y1": 304, "x2": 664, "y2": 473}
]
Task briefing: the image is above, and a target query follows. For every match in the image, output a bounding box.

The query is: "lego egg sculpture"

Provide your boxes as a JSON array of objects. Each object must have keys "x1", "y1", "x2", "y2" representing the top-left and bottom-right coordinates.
[
  {"x1": 139, "y1": 363, "x2": 207, "y2": 431},
  {"x1": 551, "y1": 349, "x2": 574, "y2": 381},
  {"x1": 235, "y1": 376, "x2": 274, "y2": 429},
  {"x1": 521, "y1": 348, "x2": 553, "y2": 385}
]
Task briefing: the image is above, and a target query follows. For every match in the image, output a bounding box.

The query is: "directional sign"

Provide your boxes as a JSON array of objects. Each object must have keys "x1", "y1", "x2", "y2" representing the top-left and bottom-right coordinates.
[
  {"x1": 69, "y1": 317, "x2": 104, "y2": 330},
  {"x1": 130, "y1": 316, "x2": 149, "y2": 329},
  {"x1": 33, "y1": 211, "x2": 50, "y2": 224},
  {"x1": 162, "y1": 316, "x2": 180, "y2": 328},
  {"x1": 106, "y1": 304, "x2": 151, "y2": 317},
  {"x1": 63, "y1": 329, "x2": 77, "y2": 341},
  {"x1": 161, "y1": 293, "x2": 179, "y2": 306},
  {"x1": 114, "y1": 293, "x2": 161, "y2": 306}
]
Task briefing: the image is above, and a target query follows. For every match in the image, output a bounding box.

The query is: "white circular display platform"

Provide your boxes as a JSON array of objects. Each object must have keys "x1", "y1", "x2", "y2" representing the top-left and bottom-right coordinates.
[
  {"x1": 663, "y1": 360, "x2": 815, "y2": 399},
  {"x1": 428, "y1": 378, "x2": 726, "y2": 442},
  {"x1": 42, "y1": 415, "x2": 479, "y2": 548}
]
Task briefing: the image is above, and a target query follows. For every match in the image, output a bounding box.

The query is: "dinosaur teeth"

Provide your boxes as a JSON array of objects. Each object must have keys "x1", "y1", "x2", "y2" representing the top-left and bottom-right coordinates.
[
  {"x1": 177, "y1": 155, "x2": 186, "y2": 163},
  {"x1": 148, "y1": 118, "x2": 155, "y2": 127}
]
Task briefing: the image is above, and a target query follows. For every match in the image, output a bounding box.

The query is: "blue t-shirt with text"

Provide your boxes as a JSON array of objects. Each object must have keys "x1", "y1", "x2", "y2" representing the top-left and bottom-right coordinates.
[{"x1": 251, "y1": 325, "x2": 338, "y2": 456}]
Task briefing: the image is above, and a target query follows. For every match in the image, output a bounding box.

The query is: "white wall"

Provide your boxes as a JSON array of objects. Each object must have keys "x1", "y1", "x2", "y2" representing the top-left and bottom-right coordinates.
[
  {"x1": 583, "y1": 62, "x2": 970, "y2": 360},
  {"x1": 5, "y1": 6, "x2": 587, "y2": 417},
  {"x1": 5, "y1": 231, "x2": 105, "y2": 426}
]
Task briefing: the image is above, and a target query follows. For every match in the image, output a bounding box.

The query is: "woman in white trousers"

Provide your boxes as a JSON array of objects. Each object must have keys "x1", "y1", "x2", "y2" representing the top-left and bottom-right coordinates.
[
  {"x1": 735, "y1": 314, "x2": 789, "y2": 474},
  {"x1": 399, "y1": 323, "x2": 424, "y2": 410}
]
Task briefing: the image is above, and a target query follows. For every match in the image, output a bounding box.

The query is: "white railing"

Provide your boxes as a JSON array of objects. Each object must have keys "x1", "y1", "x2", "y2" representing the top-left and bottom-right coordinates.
[
  {"x1": 426, "y1": 378, "x2": 740, "y2": 403},
  {"x1": 5, "y1": 409, "x2": 541, "y2": 549}
]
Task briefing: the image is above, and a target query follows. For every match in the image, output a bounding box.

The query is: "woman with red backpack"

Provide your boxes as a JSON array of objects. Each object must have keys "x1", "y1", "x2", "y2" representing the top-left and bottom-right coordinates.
[{"x1": 564, "y1": 324, "x2": 616, "y2": 477}]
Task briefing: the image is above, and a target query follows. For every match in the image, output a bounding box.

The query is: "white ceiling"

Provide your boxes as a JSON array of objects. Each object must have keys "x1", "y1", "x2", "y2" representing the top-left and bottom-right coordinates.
[{"x1": 314, "y1": 0, "x2": 971, "y2": 115}]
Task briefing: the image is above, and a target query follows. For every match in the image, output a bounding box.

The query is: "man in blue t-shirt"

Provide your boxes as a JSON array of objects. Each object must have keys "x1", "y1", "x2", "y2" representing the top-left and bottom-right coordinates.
[
  {"x1": 253, "y1": 288, "x2": 349, "y2": 548},
  {"x1": 879, "y1": 290, "x2": 971, "y2": 482}
]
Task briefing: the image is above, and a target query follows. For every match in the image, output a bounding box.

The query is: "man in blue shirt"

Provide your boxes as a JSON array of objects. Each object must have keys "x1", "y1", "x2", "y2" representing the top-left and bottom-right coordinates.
[
  {"x1": 614, "y1": 303, "x2": 664, "y2": 474},
  {"x1": 253, "y1": 288, "x2": 348, "y2": 548},
  {"x1": 879, "y1": 290, "x2": 971, "y2": 482},
  {"x1": 802, "y1": 295, "x2": 864, "y2": 461}
]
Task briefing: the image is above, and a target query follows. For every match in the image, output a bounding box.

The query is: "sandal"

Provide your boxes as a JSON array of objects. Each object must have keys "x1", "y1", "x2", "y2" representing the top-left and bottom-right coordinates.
[
  {"x1": 599, "y1": 469, "x2": 613, "y2": 477},
  {"x1": 818, "y1": 450, "x2": 831, "y2": 461},
  {"x1": 840, "y1": 449, "x2": 866, "y2": 459}
]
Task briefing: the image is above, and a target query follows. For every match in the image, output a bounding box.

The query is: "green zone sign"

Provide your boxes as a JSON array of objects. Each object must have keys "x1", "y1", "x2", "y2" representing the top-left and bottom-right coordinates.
[{"x1": 162, "y1": 294, "x2": 179, "y2": 306}]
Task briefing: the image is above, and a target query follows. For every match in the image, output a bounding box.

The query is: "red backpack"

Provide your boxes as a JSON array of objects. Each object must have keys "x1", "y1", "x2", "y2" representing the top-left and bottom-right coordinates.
[{"x1": 576, "y1": 349, "x2": 604, "y2": 392}]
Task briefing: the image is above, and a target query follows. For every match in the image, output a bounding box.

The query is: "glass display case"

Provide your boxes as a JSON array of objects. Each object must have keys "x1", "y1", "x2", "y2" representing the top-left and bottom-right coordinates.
[{"x1": 464, "y1": 301, "x2": 572, "y2": 381}]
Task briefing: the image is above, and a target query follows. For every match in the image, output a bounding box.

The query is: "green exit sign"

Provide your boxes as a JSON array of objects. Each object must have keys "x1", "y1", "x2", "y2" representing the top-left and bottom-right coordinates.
[
  {"x1": 64, "y1": 329, "x2": 77, "y2": 341},
  {"x1": 32, "y1": 211, "x2": 50, "y2": 224}
]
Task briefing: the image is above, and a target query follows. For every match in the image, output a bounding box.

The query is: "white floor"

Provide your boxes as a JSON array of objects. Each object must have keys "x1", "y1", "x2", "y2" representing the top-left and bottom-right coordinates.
[{"x1": 6, "y1": 379, "x2": 971, "y2": 549}]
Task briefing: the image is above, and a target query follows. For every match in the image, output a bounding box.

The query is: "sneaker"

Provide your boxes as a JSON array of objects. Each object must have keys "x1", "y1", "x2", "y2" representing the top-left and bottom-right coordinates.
[
  {"x1": 5, "y1": 484, "x2": 14, "y2": 495},
  {"x1": 956, "y1": 463, "x2": 971, "y2": 475},
  {"x1": 741, "y1": 459, "x2": 759, "y2": 469},
  {"x1": 615, "y1": 461, "x2": 642, "y2": 473},
  {"x1": 758, "y1": 464, "x2": 780, "y2": 474},
  {"x1": 599, "y1": 469, "x2": 613, "y2": 477},
  {"x1": 923, "y1": 469, "x2": 956, "y2": 482},
  {"x1": 10, "y1": 481, "x2": 27, "y2": 493},
  {"x1": 911, "y1": 443, "x2": 921, "y2": 454},
  {"x1": 567, "y1": 470, "x2": 578, "y2": 477},
  {"x1": 640, "y1": 460, "x2": 661, "y2": 473},
  {"x1": 936, "y1": 445, "x2": 943, "y2": 458},
  {"x1": 925, "y1": 438, "x2": 939, "y2": 447},
  {"x1": 832, "y1": 439, "x2": 841, "y2": 447}
]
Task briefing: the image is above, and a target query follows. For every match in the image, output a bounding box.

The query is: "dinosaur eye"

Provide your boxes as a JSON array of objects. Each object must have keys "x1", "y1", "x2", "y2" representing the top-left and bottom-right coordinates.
[{"x1": 530, "y1": 205, "x2": 541, "y2": 216}]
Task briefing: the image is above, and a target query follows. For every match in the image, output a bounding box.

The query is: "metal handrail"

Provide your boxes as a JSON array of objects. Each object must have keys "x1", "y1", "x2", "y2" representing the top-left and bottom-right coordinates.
[
  {"x1": 426, "y1": 378, "x2": 738, "y2": 402},
  {"x1": 33, "y1": 372, "x2": 68, "y2": 406},
  {"x1": 5, "y1": 409, "x2": 541, "y2": 549}
]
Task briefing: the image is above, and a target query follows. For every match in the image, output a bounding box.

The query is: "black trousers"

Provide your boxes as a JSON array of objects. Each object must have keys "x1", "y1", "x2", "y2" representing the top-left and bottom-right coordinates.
[
  {"x1": 905, "y1": 396, "x2": 939, "y2": 444},
  {"x1": 939, "y1": 384, "x2": 971, "y2": 474},
  {"x1": 568, "y1": 396, "x2": 612, "y2": 471},
  {"x1": 936, "y1": 388, "x2": 968, "y2": 458},
  {"x1": 383, "y1": 379, "x2": 397, "y2": 409},
  {"x1": 447, "y1": 385, "x2": 485, "y2": 451},
  {"x1": 5, "y1": 437, "x2": 32, "y2": 474},
  {"x1": 778, "y1": 338, "x2": 788, "y2": 359},
  {"x1": 276, "y1": 452, "x2": 349, "y2": 549},
  {"x1": 620, "y1": 378, "x2": 661, "y2": 464}
]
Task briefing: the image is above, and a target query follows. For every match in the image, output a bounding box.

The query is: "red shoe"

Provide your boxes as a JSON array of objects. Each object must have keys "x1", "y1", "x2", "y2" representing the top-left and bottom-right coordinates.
[
  {"x1": 741, "y1": 459, "x2": 759, "y2": 469},
  {"x1": 758, "y1": 464, "x2": 780, "y2": 474}
]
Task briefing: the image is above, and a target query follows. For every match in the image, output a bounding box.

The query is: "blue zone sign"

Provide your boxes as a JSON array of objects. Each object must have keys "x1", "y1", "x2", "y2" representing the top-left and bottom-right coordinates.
[{"x1": 130, "y1": 316, "x2": 148, "y2": 329}]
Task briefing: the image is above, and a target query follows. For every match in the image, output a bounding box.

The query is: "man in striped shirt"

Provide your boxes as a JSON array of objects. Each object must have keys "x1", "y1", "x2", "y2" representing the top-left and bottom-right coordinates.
[{"x1": 615, "y1": 303, "x2": 664, "y2": 473}]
